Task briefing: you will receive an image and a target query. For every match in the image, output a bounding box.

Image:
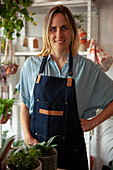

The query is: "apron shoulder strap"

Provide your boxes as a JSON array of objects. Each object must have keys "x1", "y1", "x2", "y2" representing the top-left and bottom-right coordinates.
[
  {"x1": 39, "y1": 56, "x2": 48, "y2": 74},
  {"x1": 69, "y1": 52, "x2": 73, "y2": 77}
]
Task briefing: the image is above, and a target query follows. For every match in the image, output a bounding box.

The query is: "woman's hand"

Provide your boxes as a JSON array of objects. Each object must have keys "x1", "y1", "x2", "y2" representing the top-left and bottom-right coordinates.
[
  {"x1": 24, "y1": 134, "x2": 39, "y2": 147},
  {"x1": 80, "y1": 118, "x2": 95, "y2": 132},
  {"x1": 20, "y1": 102, "x2": 38, "y2": 147}
]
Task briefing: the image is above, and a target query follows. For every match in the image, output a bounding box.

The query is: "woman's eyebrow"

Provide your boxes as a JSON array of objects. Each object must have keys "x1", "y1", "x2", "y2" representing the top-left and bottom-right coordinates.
[{"x1": 50, "y1": 24, "x2": 69, "y2": 27}]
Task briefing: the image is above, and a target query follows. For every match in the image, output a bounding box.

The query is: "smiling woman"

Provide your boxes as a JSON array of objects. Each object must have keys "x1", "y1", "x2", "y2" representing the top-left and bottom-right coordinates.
[
  {"x1": 16, "y1": 4, "x2": 113, "y2": 170},
  {"x1": 47, "y1": 13, "x2": 72, "y2": 71},
  {"x1": 48, "y1": 13, "x2": 72, "y2": 59}
]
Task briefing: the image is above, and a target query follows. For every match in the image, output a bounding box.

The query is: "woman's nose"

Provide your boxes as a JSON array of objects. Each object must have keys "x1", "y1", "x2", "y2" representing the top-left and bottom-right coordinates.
[{"x1": 56, "y1": 29, "x2": 62, "y2": 38}]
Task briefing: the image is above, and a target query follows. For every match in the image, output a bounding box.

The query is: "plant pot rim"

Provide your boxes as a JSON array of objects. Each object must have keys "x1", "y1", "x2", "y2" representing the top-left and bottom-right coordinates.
[
  {"x1": 33, "y1": 159, "x2": 42, "y2": 170},
  {"x1": 39, "y1": 149, "x2": 58, "y2": 159}
]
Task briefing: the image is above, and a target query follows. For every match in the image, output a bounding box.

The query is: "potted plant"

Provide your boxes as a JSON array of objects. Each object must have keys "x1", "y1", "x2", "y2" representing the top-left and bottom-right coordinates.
[
  {"x1": 0, "y1": 98, "x2": 15, "y2": 124},
  {"x1": 0, "y1": 0, "x2": 37, "y2": 82},
  {"x1": 0, "y1": 135, "x2": 42, "y2": 170},
  {"x1": 32, "y1": 136, "x2": 58, "y2": 170},
  {"x1": 0, "y1": 131, "x2": 42, "y2": 170},
  {"x1": 7, "y1": 136, "x2": 58, "y2": 170},
  {"x1": 7, "y1": 146, "x2": 42, "y2": 170}
]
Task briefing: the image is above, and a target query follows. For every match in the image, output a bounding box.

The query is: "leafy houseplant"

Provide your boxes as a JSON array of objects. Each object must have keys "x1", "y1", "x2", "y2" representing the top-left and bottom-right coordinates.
[
  {"x1": 0, "y1": 0, "x2": 36, "y2": 40},
  {"x1": 7, "y1": 136, "x2": 58, "y2": 170},
  {"x1": 0, "y1": 98, "x2": 15, "y2": 124},
  {"x1": 0, "y1": 135, "x2": 42, "y2": 170},
  {"x1": 32, "y1": 136, "x2": 58, "y2": 170},
  {"x1": 0, "y1": 0, "x2": 36, "y2": 83},
  {"x1": 7, "y1": 147, "x2": 42, "y2": 170}
]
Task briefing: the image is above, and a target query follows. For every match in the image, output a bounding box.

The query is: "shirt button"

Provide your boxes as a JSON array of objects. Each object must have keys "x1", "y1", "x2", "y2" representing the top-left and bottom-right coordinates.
[{"x1": 62, "y1": 137, "x2": 65, "y2": 140}]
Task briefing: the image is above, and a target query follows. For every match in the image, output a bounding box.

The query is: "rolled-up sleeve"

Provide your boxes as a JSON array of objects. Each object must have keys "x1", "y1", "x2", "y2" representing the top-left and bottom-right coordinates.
[
  {"x1": 16, "y1": 59, "x2": 31, "y2": 108},
  {"x1": 75, "y1": 56, "x2": 113, "y2": 119}
]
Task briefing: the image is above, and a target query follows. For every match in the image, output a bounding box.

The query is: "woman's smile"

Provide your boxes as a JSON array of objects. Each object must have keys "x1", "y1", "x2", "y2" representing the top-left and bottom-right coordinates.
[{"x1": 55, "y1": 40, "x2": 65, "y2": 44}]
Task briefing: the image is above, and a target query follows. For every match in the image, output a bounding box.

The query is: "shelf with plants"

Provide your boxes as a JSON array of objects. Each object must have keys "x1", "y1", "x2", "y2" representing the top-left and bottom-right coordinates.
[
  {"x1": 0, "y1": 0, "x2": 37, "y2": 150},
  {"x1": 14, "y1": 0, "x2": 98, "y2": 57}
]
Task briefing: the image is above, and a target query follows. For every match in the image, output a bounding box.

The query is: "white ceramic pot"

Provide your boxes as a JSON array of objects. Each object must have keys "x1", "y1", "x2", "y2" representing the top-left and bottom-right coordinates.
[
  {"x1": 7, "y1": 160, "x2": 42, "y2": 170},
  {"x1": 28, "y1": 36, "x2": 43, "y2": 52}
]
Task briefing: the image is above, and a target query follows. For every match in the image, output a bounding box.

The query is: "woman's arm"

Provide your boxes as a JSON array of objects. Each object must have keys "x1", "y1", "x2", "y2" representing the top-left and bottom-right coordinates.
[
  {"x1": 80, "y1": 100, "x2": 113, "y2": 132},
  {"x1": 20, "y1": 101, "x2": 38, "y2": 146}
]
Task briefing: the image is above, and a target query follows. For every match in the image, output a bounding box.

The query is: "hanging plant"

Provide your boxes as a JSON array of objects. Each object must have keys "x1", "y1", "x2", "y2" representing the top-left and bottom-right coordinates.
[
  {"x1": 0, "y1": 0, "x2": 36, "y2": 40},
  {"x1": 0, "y1": 0, "x2": 37, "y2": 82}
]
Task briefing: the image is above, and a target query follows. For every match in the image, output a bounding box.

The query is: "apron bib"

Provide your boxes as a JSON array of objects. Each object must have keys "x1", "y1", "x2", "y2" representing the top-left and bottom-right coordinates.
[{"x1": 30, "y1": 54, "x2": 89, "y2": 170}]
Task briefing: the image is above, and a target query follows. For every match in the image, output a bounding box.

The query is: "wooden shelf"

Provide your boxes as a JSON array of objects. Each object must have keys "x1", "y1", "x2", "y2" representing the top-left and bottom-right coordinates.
[{"x1": 15, "y1": 51, "x2": 87, "y2": 56}]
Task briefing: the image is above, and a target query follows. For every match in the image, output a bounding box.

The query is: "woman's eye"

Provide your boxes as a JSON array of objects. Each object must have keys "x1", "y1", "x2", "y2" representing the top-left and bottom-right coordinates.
[
  {"x1": 62, "y1": 26, "x2": 68, "y2": 31},
  {"x1": 50, "y1": 27, "x2": 56, "y2": 32}
]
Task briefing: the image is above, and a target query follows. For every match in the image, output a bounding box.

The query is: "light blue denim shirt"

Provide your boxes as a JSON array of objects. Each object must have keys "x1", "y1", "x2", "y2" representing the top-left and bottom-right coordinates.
[{"x1": 16, "y1": 53, "x2": 113, "y2": 119}]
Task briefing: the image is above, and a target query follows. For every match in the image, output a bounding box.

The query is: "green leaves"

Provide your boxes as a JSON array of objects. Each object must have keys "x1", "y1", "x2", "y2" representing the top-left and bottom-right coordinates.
[
  {"x1": 0, "y1": 98, "x2": 15, "y2": 117},
  {"x1": 47, "y1": 135, "x2": 57, "y2": 146},
  {"x1": 7, "y1": 147, "x2": 40, "y2": 170},
  {"x1": 19, "y1": 0, "x2": 32, "y2": 7},
  {"x1": 7, "y1": 136, "x2": 57, "y2": 169},
  {"x1": 16, "y1": 32, "x2": 21, "y2": 37},
  {"x1": 0, "y1": 0, "x2": 36, "y2": 40},
  {"x1": 15, "y1": 19, "x2": 24, "y2": 32},
  {"x1": 34, "y1": 135, "x2": 58, "y2": 157}
]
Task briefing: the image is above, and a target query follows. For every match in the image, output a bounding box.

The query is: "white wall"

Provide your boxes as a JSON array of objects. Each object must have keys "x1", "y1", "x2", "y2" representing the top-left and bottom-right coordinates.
[{"x1": 91, "y1": 1, "x2": 113, "y2": 170}]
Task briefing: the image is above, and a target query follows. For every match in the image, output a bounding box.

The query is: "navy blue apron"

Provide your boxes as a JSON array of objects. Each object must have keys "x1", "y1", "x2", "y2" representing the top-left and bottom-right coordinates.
[{"x1": 30, "y1": 53, "x2": 89, "y2": 170}]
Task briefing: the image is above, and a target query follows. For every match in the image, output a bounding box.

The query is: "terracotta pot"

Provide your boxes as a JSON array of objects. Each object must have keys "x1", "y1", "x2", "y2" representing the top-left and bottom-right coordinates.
[
  {"x1": 78, "y1": 28, "x2": 87, "y2": 52},
  {"x1": 4, "y1": 63, "x2": 18, "y2": 75},
  {"x1": 90, "y1": 155, "x2": 95, "y2": 170},
  {"x1": 0, "y1": 114, "x2": 10, "y2": 124}
]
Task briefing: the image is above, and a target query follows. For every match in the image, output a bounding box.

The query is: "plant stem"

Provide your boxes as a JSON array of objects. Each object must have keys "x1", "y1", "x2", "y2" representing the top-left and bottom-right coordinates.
[
  {"x1": 9, "y1": 40, "x2": 14, "y2": 62},
  {"x1": 4, "y1": 39, "x2": 9, "y2": 64}
]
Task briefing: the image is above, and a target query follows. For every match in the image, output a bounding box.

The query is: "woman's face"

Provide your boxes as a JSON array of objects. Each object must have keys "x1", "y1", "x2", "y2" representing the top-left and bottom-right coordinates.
[{"x1": 48, "y1": 12, "x2": 72, "y2": 54}]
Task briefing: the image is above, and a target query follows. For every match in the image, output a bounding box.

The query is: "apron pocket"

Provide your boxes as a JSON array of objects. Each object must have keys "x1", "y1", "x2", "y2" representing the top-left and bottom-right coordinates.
[{"x1": 35, "y1": 100, "x2": 68, "y2": 140}]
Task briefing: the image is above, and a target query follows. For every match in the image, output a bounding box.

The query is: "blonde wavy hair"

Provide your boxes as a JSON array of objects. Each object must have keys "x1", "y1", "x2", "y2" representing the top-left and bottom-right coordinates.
[{"x1": 37, "y1": 5, "x2": 80, "y2": 57}]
